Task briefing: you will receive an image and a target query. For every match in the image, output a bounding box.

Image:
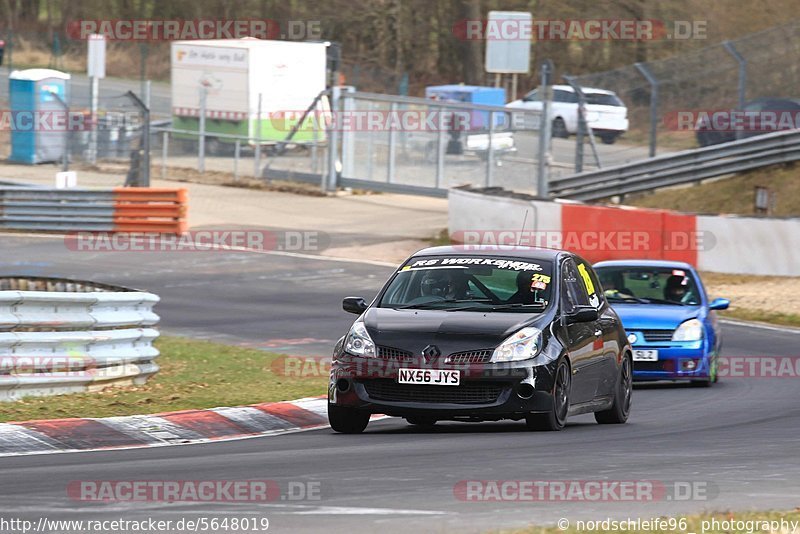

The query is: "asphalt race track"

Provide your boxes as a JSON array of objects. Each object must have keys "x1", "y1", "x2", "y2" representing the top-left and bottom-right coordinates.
[{"x1": 2, "y1": 234, "x2": 800, "y2": 533}]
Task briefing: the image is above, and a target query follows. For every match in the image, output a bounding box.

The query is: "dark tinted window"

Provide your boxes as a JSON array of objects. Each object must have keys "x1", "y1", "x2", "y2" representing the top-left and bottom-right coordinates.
[
  {"x1": 561, "y1": 259, "x2": 590, "y2": 313},
  {"x1": 585, "y1": 93, "x2": 624, "y2": 106},
  {"x1": 554, "y1": 90, "x2": 578, "y2": 103}
]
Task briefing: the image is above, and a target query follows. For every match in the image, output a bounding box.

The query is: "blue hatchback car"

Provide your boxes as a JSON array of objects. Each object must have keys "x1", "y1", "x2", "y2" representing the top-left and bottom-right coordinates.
[{"x1": 593, "y1": 260, "x2": 729, "y2": 386}]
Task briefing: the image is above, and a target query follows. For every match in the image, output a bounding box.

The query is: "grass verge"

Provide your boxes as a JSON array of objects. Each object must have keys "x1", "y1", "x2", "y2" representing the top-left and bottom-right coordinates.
[
  {"x1": 0, "y1": 336, "x2": 327, "y2": 423},
  {"x1": 506, "y1": 509, "x2": 800, "y2": 533},
  {"x1": 625, "y1": 162, "x2": 800, "y2": 217}
]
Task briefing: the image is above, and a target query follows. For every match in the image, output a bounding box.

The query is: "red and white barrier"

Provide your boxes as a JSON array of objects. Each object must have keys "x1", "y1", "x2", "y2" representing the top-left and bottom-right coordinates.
[{"x1": 449, "y1": 188, "x2": 800, "y2": 276}]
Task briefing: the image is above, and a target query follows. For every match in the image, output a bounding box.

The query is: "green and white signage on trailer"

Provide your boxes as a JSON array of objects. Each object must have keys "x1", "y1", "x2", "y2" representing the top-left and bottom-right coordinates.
[{"x1": 170, "y1": 39, "x2": 328, "y2": 146}]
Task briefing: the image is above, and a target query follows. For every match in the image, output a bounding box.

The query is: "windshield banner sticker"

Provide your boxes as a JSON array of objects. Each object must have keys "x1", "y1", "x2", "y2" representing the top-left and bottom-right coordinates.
[{"x1": 403, "y1": 258, "x2": 543, "y2": 271}]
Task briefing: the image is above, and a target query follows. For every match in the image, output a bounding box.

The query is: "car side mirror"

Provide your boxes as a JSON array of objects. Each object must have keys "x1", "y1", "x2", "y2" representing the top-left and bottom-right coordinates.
[
  {"x1": 566, "y1": 305, "x2": 599, "y2": 324},
  {"x1": 342, "y1": 296, "x2": 368, "y2": 315},
  {"x1": 709, "y1": 298, "x2": 730, "y2": 311}
]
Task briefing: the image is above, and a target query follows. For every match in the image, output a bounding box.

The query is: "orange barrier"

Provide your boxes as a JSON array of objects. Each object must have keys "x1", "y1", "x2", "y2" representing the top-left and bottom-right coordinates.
[
  {"x1": 112, "y1": 188, "x2": 188, "y2": 234},
  {"x1": 561, "y1": 204, "x2": 698, "y2": 265}
]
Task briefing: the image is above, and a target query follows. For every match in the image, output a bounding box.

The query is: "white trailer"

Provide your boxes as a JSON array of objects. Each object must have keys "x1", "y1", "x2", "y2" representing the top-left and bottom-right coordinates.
[{"x1": 170, "y1": 39, "x2": 328, "y2": 146}]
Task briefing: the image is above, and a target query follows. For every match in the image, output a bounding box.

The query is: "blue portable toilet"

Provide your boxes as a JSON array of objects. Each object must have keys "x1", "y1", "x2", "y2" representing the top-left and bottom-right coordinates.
[
  {"x1": 9, "y1": 69, "x2": 71, "y2": 164},
  {"x1": 425, "y1": 85, "x2": 506, "y2": 130}
]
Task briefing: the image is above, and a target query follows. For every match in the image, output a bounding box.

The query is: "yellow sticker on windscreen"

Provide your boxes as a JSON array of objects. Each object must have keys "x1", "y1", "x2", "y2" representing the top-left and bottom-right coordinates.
[{"x1": 577, "y1": 263, "x2": 595, "y2": 295}]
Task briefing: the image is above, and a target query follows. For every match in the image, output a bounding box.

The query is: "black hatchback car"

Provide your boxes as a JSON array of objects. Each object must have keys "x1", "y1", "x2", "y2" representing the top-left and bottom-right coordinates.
[{"x1": 328, "y1": 246, "x2": 632, "y2": 433}]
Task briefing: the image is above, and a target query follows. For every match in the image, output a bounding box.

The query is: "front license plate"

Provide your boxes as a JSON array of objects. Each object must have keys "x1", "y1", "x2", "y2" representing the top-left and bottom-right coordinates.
[
  {"x1": 397, "y1": 368, "x2": 460, "y2": 386},
  {"x1": 633, "y1": 349, "x2": 659, "y2": 361}
]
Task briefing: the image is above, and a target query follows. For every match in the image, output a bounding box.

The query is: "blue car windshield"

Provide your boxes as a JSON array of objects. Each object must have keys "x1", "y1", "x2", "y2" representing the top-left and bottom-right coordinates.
[{"x1": 594, "y1": 266, "x2": 700, "y2": 306}]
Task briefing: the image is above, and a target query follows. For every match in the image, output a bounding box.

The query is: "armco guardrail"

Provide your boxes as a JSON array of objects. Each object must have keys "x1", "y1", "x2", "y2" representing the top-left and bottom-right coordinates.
[
  {"x1": 0, "y1": 277, "x2": 160, "y2": 401},
  {"x1": 549, "y1": 129, "x2": 800, "y2": 201},
  {"x1": 0, "y1": 187, "x2": 188, "y2": 233}
]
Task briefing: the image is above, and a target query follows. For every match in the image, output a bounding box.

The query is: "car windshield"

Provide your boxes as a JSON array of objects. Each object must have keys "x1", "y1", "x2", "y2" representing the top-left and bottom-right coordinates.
[
  {"x1": 585, "y1": 92, "x2": 624, "y2": 106},
  {"x1": 594, "y1": 266, "x2": 701, "y2": 306},
  {"x1": 378, "y1": 256, "x2": 553, "y2": 312}
]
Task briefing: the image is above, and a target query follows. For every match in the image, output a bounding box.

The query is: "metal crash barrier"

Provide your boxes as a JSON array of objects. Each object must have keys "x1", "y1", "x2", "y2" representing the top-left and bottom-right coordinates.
[
  {"x1": 0, "y1": 277, "x2": 161, "y2": 401},
  {"x1": 0, "y1": 187, "x2": 188, "y2": 234}
]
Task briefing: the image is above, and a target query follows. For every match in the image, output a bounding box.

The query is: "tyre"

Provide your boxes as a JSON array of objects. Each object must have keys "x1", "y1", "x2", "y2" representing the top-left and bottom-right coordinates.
[
  {"x1": 526, "y1": 358, "x2": 570, "y2": 431},
  {"x1": 690, "y1": 378, "x2": 712, "y2": 387},
  {"x1": 600, "y1": 133, "x2": 618, "y2": 145},
  {"x1": 328, "y1": 403, "x2": 370, "y2": 434},
  {"x1": 595, "y1": 354, "x2": 633, "y2": 424},
  {"x1": 552, "y1": 118, "x2": 569, "y2": 138},
  {"x1": 406, "y1": 416, "x2": 437, "y2": 428}
]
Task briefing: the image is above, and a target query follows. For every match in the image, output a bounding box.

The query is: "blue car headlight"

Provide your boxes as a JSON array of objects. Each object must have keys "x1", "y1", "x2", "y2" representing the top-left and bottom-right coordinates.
[{"x1": 672, "y1": 319, "x2": 704, "y2": 342}]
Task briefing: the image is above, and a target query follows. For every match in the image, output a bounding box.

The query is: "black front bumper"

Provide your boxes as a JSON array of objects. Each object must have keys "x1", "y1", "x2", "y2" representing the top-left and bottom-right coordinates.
[{"x1": 328, "y1": 354, "x2": 557, "y2": 421}]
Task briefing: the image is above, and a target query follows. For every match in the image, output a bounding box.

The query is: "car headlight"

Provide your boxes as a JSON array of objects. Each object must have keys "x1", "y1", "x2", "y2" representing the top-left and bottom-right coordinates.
[
  {"x1": 672, "y1": 319, "x2": 704, "y2": 341},
  {"x1": 344, "y1": 321, "x2": 376, "y2": 357},
  {"x1": 491, "y1": 327, "x2": 542, "y2": 363}
]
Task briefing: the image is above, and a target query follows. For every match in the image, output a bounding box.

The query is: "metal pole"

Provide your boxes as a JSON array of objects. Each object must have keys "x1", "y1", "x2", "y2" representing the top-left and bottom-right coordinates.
[
  {"x1": 486, "y1": 111, "x2": 495, "y2": 187},
  {"x1": 537, "y1": 60, "x2": 553, "y2": 197},
  {"x1": 723, "y1": 41, "x2": 746, "y2": 109},
  {"x1": 88, "y1": 76, "x2": 99, "y2": 164},
  {"x1": 144, "y1": 80, "x2": 151, "y2": 110},
  {"x1": 387, "y1": 101, "x2": 397, "y2": 184},
  {"x1": 254, "y1": 93, "x2": 262, "y2": 178},
  {"x1": 122, "y1": 90, "x2": 150, "y2": 186},
  {"x1": 325, "y1": 85, "x2": 341, "y2": 192},
  {"x1": 141, "y1": 98, "x2": 150, "y2": 186},
  {"x1": 49, "y1": 91, "x2": 70, "y2": 172},
  {"x1": 161, "y1": 130, "x2": 168, "y2": 181},
  {"x1": 634, "y1": 62, "x2": 658, "y2": 158},
  {"x1": 198, "y1": 85, "x2": 207, "y2": 173},
  {"x1": 436, "y1": 106, "x2": 445, "y2": 189},
  {"x1": 511, "y1": 74, "x2": 518, "y2": 102},
  {"x1": 234, "y1": 139, "x2": 241, "y2": 181}
]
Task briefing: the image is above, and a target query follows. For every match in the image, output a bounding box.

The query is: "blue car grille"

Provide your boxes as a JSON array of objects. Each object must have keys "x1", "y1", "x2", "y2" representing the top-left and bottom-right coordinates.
[{"x1": 641, "y1": 329, "x2": 674, "y2": 342}]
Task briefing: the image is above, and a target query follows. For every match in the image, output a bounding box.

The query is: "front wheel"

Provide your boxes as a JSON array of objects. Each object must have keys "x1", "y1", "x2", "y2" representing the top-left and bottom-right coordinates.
[
  {"x1": 595, "y1": 354, "x2": 632, "y2": 424},
  {"x1": 328, "y1": 403, "x2": 370, "y2": 434},
  {"x1": 526, "y1": 359, "x2": 570, "y2": 431}
]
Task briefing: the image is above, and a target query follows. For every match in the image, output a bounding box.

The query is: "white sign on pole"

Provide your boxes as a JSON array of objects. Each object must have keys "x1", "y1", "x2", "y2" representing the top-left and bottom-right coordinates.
[
  {"x1": 87, "y1": 34, "x2": 106, "y2": 79},
  {"x1": 485, "y1": 11, "x2": 532, "y2": 74}
]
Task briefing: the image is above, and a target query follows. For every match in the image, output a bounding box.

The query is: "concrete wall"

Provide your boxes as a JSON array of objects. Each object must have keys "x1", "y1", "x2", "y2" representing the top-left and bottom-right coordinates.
[{"x1": 449, "y1": 187, "x2": 800, "y2": 276}]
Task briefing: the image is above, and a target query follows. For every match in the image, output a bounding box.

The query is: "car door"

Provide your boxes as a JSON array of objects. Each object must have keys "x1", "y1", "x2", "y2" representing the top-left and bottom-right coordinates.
[
  {"x1": 552, "y1": 89, "x2": 578, "y2": 133},
  {"x1": 560, "y1": 258, "x2": 602, "y2": 404},
  {"x1": 578, "y1": 259, "x2": 621, "y2": 398}
]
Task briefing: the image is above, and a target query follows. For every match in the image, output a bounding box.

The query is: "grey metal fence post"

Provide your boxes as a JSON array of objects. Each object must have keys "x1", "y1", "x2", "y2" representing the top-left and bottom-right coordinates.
[
  {"x1": 436, "y1": 106, "x2": 445, "y2": 189},
  {"x1": 387, "y1": 102, "x2": 397, "y2": 184},
  {"x1": 325, "y1": 85, "x2": 341, "y2": 192},
  {"x1": 254, "y1": 93, "x2": 262, "y2": 178},
  {"x1": 161, "y1": 130, "x2": 168, "y2": 181},
  {"x1": 486, "y1": 111, "x2": 495, "y2": 187},
  {"x1": 234, "y1": 139, "x2": 241, "y2": 181},
  {"x1": 198, "y1": 85, "x2": 207, "y2": 174},
  {"x1": 48, "y1": 91, "x2": 70, "y2": 172},
  {"x1": 723, "y1": 41, "x2": 747, "y2": 109},
  {"x1": 537, "y1": 60, "x2": 553, "y2": 197},
  {"x1": 634, "y1": 62, "x2": 659, "y2": 158},
  {"x1": 124, "y1": 89, "x2": 150, "y2": 186}
]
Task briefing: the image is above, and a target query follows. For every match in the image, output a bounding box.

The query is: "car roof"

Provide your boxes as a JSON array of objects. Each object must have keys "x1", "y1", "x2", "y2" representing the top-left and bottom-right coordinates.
[
  {"x1": 593, "y1": 259, "x2": 695, "y2": 270},
  {"x1": 411, "y1": 245, "x2": 564, "y2": 262},
  {"x1": 550, "y1": 85, "x2": 616, "y2": 95}
]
